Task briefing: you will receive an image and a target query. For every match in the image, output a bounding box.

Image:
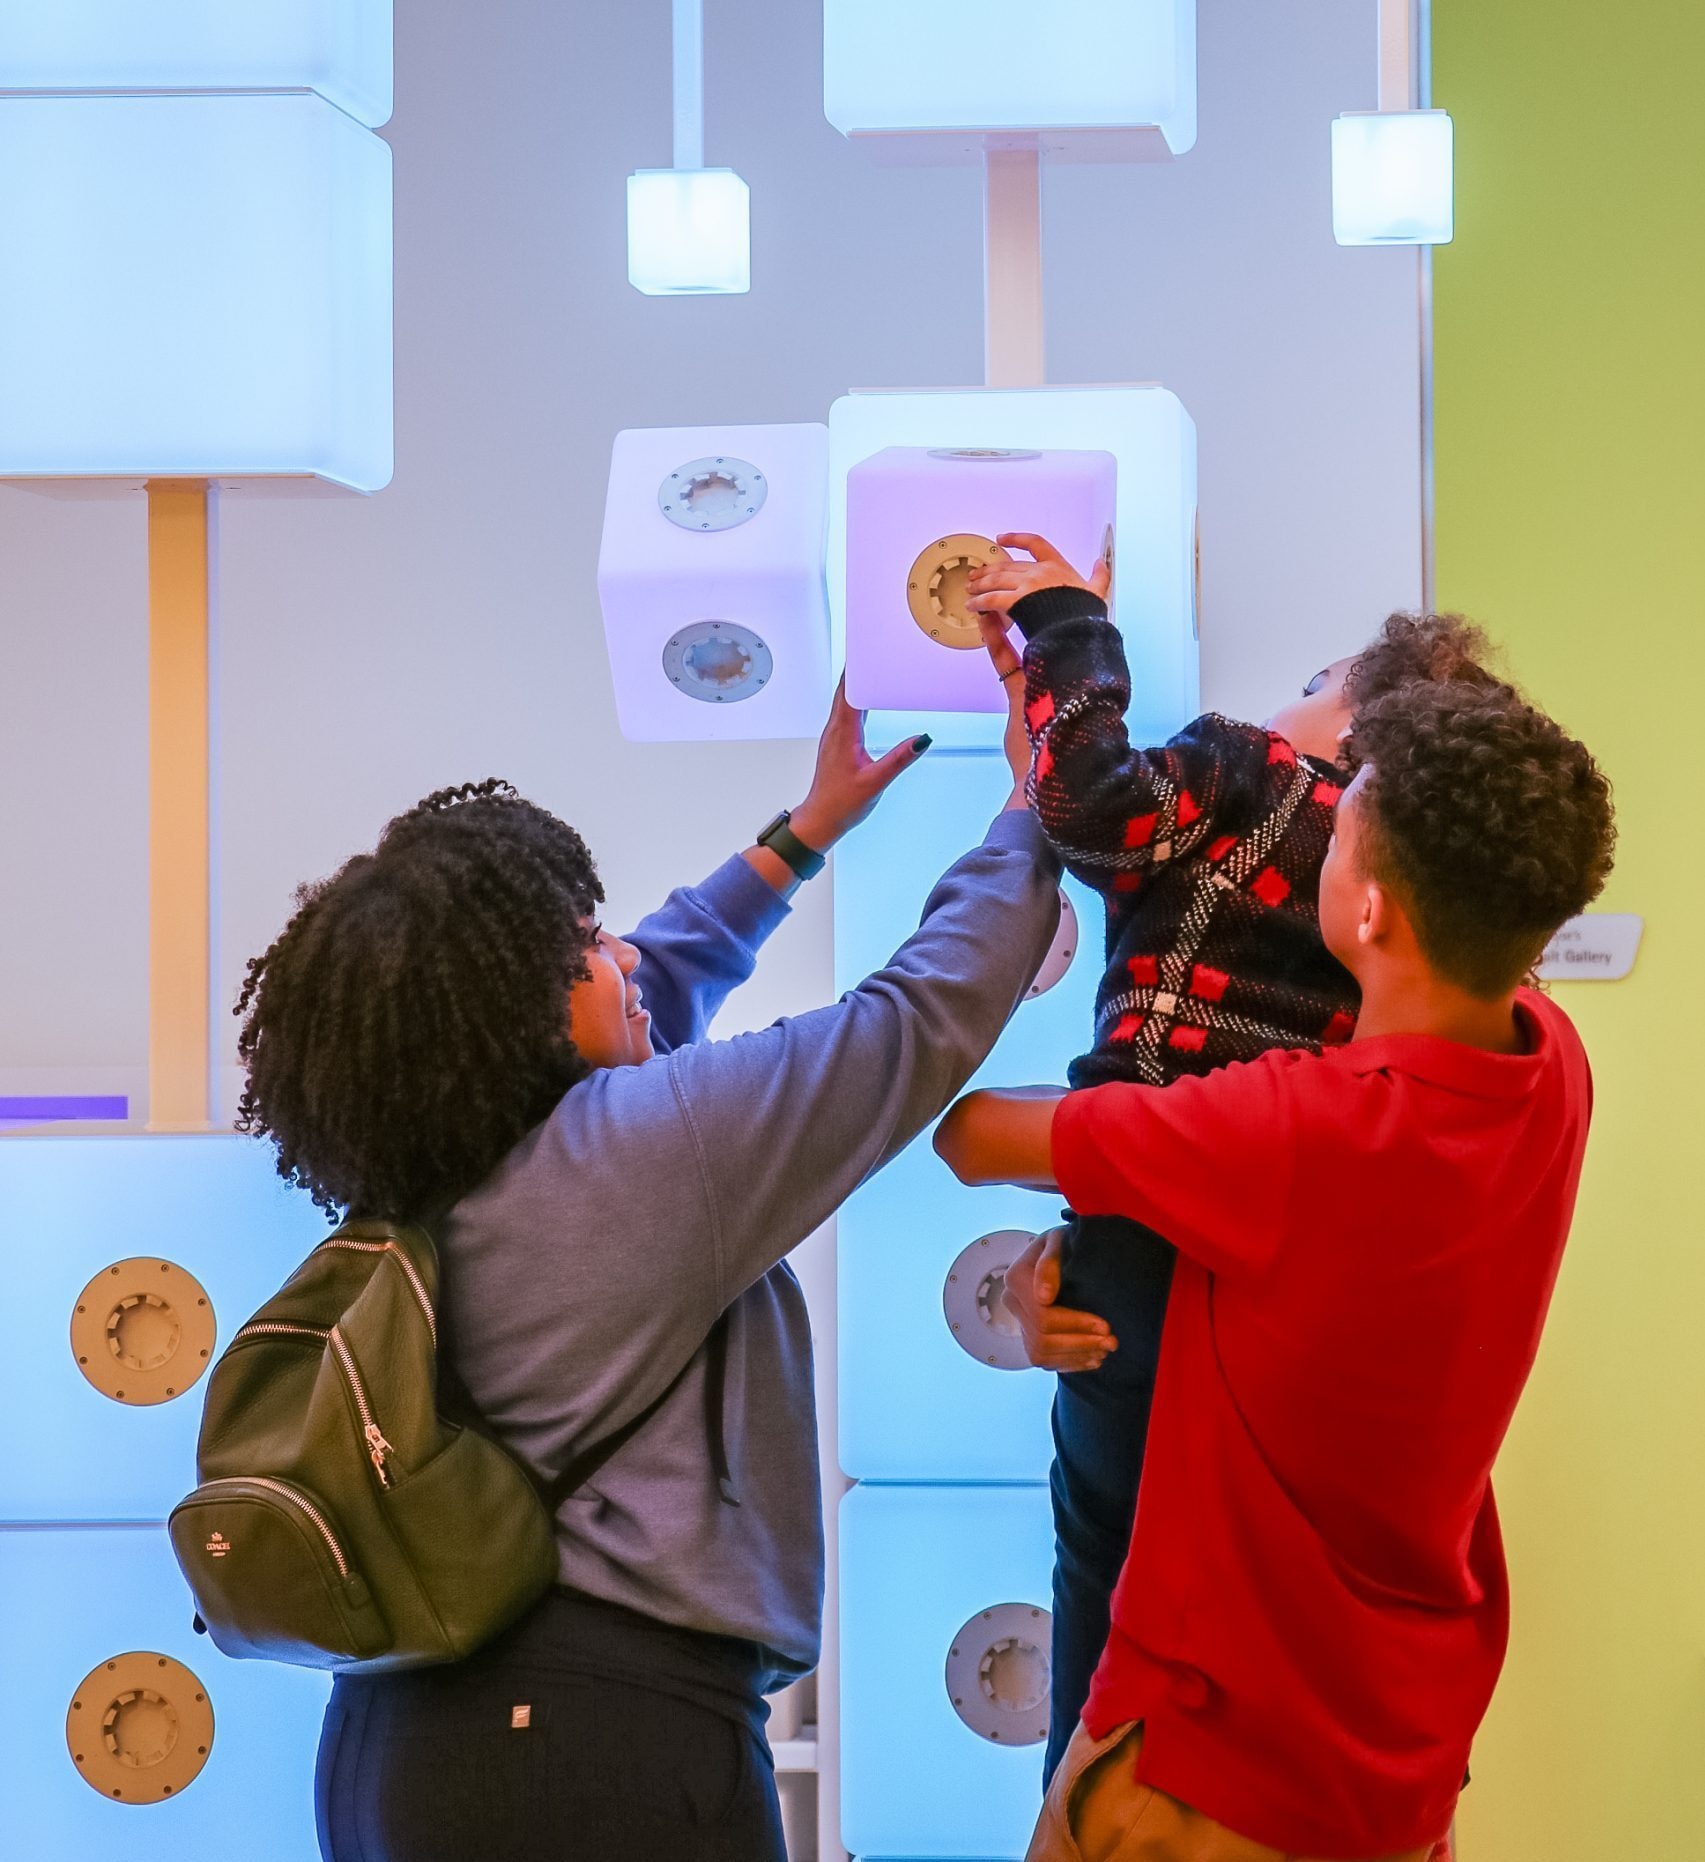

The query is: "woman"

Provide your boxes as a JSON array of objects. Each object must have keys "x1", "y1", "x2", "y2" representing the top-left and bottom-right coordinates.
[{"x1": 234, "y1": 679, "x2": 1059, "y2": 1861}]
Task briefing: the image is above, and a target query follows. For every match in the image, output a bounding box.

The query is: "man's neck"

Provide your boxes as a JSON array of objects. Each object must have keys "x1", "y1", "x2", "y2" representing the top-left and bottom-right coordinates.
[{"x1": 1351, "y1": 969, "x2": 1526, "y2": 1054}]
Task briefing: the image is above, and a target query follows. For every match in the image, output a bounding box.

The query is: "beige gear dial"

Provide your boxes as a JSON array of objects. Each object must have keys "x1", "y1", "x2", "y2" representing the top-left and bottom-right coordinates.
[
  {"x1": 906, "y1": 533, "x2": 1011, "y2": 650},
  {"x1": 67, "y1": 1653, "x2": 216, "y2": 1802},
  {"x1": 69, "y1": 1258, "x2": 216, "y2": 1406}
]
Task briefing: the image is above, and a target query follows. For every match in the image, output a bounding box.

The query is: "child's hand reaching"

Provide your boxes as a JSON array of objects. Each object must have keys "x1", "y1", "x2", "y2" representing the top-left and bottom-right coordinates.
[{"x1": 965, "y1": 531, "x2": 1111, "y2": 617}]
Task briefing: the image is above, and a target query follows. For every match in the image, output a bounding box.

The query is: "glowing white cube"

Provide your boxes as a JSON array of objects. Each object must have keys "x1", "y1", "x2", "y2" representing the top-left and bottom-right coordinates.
[
  {"x1": 626, "y1": 168, "x2": 751, "y2": 296},
  {"x1": 841, "y1": 1484, "x2": 1055, "y2": 1858},
  {"x1": 596, "y1": 424, "x2": 832, "y2": 742},
  {"x1": 0, "y1": 93, "x2": 392, "y2": 489},
  {"x1": 1332, "y1": 110, "x2": 1454, "y2": 246},
  {"x1": 830, "y1": 386, "x2": 1198, "y2": 751},
  {"x1": 846, "y1": 446, "x2": 1117, "y2": 716},
  {"x1": 824, "y1": 0, "x2": 1196, "y2": 158},
  {"x1": 0, "y1": 0, "x2": 393, "y2": 128}
]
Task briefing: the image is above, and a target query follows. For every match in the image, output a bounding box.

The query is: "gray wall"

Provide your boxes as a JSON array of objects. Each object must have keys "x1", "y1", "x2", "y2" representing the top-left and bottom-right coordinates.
[{"x1": 0, "y1": 0, "x2": 1423, "y2": 1111}]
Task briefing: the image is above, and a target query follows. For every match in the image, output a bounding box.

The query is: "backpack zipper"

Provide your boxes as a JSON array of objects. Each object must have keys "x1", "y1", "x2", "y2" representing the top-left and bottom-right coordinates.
[
  {"x1": 319, "y1": 1238, "x2": 437, "y2": 1343},
  {"x1": 230, "y1": 1319, "x2": 396, "y2": 1489},
  {"x1": 331, "y1": 1326, "x2": 396, "y2": 1488},
  {"x1": 202, "y1": 1476, "x2": 352, "y2": 1580}
]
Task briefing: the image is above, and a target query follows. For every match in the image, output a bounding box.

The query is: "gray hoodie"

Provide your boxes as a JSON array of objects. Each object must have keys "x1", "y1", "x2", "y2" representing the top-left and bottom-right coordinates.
[{"x1": 440, "y1": 807, "x2": 1061, "y2": 1686}]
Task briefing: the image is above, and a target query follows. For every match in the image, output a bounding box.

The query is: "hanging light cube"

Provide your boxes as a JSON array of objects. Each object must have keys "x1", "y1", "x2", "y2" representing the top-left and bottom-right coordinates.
[
  {"x1": 824, "y1": 0, "x2": 1196, "y2": 159},
  {"x1": 0, "y1": 94, "x2": 392, "y2": 488},
  {"x1": 626, "y1": 167, "x2": 751, "y2": 296},
  {"x1": 0, "y1": 0, "x2": 394, "y2": 128},
  {"x1": 1332, "y1": 109, "x2": 1454, "y2": 246}
]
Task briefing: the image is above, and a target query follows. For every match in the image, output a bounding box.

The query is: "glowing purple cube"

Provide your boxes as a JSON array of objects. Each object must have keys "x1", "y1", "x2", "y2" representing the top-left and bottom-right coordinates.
[
  {"x1": 596, "y1": 423, "x2": 831, "y2": 742},
  {"x1": 844, "y1": 445, "x2": 1116, "y2": 714}
]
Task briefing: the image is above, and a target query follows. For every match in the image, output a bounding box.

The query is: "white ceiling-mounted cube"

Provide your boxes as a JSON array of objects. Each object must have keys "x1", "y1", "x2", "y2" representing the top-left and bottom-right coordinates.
[
  {"x1": 1332, "y1": 110, "x2": 1455, "y2": 246},
  {"x1": 596, "y1": 423, "x2": 832, "y2": 742},
  {"x1": 0, "y1": 0, "x2": 394, "y2": 128},
  {"x1": 830, "y1": 386, "x2": 1198, "y2": 751},
  {"x1": 0, "y1": 93, "x2": 392, "y2": 489},
  {"x1": 841, "y1": 1484, "x2": 1055, "y2": 1858},
  {"x1": 846, "y1": 445, "x2": 1116, "y2": 716},
  {"x1": 824, "y1": 0, "x2": 1195, "y2": 161}
]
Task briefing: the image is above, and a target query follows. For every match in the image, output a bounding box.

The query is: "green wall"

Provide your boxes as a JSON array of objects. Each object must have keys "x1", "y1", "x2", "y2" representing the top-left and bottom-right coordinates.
[{"x1": 1433, "y1": 4, "x2": 1705, "y2": 1856}]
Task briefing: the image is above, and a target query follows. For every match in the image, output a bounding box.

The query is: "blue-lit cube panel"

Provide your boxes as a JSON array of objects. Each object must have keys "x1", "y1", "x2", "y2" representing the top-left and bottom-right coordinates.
[
  {"x1": 830, "y1": 385, "x2": 1197, "y2": 751},
  {"x1": 835, "y1": 755, "x2": 1099, "y2": 1482},
  {"x1": 1332, "y1": 110, "x2": 1454, "y2": 247},
  {"x1": 841, "y1": 1484, "x2": 1053, "y2": 1860},
  {"x1": 627, "y1": 167, "x2": 751, "y2": 296},
  {"x1": 0, "y1": 93, "x2": 393, "y2": 489},
  {"x1": 0, "y1": 1526, "x2": 328, "y2": 1859},
  {"x1": 0, "y1": 1136, "x2": 324, "y2": 1522},
  {"x1": 824, "y1": 0, "x2": 1196, "y2": 157},
  {"x1": 0, "y1": 0, "x2": 393, "y2": 128}
]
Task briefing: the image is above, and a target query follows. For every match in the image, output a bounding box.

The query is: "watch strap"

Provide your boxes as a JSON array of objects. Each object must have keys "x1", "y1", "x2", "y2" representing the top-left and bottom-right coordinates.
[{"x1": 757, "y1": 811, "x2": 827, "y2": 881}]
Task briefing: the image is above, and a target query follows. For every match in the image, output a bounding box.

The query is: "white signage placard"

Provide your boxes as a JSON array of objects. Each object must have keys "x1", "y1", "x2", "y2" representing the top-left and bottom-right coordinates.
[{"x1": 1536, "y1": 913, "x2": 1643, "y2": 983}]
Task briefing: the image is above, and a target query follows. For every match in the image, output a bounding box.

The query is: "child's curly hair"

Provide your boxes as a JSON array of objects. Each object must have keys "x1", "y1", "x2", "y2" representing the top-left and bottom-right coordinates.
[
  {"x1": 1351, "y1": 681, "x2": 1616, "y2": 998},
  {"x1": 1345, "y1": 611, "x2": 1502, "y2": 715},
  {"x1": 235, "y1": 780, "x2": 605, "y2": 1219}
]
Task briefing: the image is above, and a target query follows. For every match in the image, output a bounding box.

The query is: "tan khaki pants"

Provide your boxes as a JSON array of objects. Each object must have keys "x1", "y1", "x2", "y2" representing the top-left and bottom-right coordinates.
[{"x1": 1025, "y1": 1722, "x2": 1450, "y2": 1862}]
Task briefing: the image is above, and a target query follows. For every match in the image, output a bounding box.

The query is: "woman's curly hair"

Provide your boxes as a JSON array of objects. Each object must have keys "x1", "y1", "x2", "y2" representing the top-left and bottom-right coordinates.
[
  {"x1": 235, "y1": 780, "x2": 605, "y2": 1219},
  {"x1": 1345, "y1": 611, "x2": 1501, "y2": 715},
  {"x1": 1351, "y1": 681, "x2": 1616, "y2": 998}
]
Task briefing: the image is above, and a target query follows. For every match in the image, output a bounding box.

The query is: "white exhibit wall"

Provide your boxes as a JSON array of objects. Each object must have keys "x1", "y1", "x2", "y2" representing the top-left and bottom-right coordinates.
[{"x1": 0, "y1": 0, "x2": 1420, "y2": 1103}]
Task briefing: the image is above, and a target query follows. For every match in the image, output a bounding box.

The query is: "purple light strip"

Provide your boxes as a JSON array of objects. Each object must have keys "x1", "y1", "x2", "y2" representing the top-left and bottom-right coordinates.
[{"x1": 0, "y1": 1095, "x2": 130, "y2": 1123}]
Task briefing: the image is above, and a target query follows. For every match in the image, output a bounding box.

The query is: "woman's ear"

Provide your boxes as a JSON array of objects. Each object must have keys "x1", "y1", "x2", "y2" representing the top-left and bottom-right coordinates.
[{"x1": 1359, "y1": 879, "x2": 1387, "y2": 948}]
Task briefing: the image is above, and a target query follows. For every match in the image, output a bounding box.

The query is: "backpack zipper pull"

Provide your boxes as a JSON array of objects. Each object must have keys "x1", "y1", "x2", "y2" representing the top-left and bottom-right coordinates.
[{"x1": 364, "y1": 1423, "x2": 395, "y2": 1487}]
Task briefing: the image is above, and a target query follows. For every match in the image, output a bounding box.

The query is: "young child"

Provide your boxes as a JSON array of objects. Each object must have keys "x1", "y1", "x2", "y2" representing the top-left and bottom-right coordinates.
[
  {"x1": 961, "y1": 534, "x2": 1498, "y2": 1779},
  {"x1": 936, "y1": 677, "x2": 1614, "y2": 1861}
]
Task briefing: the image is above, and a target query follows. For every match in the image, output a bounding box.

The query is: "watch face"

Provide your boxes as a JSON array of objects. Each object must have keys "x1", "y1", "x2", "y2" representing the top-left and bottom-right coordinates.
[{"x1": 758, "y1": 811, "x2": 791, "y2": 843}]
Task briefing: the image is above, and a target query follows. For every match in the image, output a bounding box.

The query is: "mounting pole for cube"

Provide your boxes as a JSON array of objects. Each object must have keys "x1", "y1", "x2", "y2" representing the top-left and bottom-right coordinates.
[
  {"x1": 673, "y1": 0, "x2": 705, "y2": 169},
  {"x1": 983, "y1": 145, "x2": 1045, "y2": 389},
  {"x1": 147, "y1": 479, "x2": 217, "y2": 1132}
]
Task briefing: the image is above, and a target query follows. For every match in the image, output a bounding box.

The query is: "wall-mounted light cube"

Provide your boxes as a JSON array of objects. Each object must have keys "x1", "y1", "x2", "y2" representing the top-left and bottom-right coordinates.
[
  {"x1": 841, "y1": 1484, "x2": 1055, "y2": 1857},
  {"x1": 830, "y1": 386, "x2": 1198, "y2": 751},
  {"x1": 1332, "y1": 109, "x2": 1454, "y2": 246},
  {"x1": 597, "y1": 423, "x2": 831, "y2": 741},
  {"x1": 626, "y1": 167, "x2": 750, "y2": 296},
  {"x1": 0, "y1": 93, "x2": 393, "y2": 489},
  {"x1": 824, "y1": 0, "x2": 1196, "y2": 160},
  {"x1": 0, "y1": 0, "x2": 394, "y2": 127}
]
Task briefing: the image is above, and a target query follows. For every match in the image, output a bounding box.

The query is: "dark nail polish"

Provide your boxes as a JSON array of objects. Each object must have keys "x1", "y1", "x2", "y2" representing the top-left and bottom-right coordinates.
[{"x1": 912, "y1": 734, "x2": 933, "y2": 753}]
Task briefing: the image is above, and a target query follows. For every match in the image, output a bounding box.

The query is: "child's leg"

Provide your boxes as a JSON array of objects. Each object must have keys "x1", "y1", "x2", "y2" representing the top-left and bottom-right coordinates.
[{"x1": 1043, "y1": 1214, "x2": 1176, "y2": 1785}]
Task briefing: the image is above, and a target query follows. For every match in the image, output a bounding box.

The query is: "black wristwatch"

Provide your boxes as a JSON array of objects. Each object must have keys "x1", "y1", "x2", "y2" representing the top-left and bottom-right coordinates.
[{"x1": 755, "y1": 810, "x2": 827, "y2": 882}]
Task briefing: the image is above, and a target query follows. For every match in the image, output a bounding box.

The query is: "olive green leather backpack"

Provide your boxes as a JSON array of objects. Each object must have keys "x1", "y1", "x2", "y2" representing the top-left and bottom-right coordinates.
[{"x1": 168, "y1": 1217, "x2": 694, "y2": 1674}]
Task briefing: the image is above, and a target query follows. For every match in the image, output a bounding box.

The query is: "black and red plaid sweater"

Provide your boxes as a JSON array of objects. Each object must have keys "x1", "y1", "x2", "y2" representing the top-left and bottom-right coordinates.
[{"x1": 1012, "y1": 586, "x2": 1359, "y2": 1090}]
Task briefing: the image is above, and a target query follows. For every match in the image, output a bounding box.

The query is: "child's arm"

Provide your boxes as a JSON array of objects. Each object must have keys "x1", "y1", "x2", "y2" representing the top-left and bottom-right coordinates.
[
  {"x1": 969, "y1": 534, "x2": 1243, "y2": 897},
  {"x1": 933, "y1": 1085, "x2": 1064, "y2": 1190}
]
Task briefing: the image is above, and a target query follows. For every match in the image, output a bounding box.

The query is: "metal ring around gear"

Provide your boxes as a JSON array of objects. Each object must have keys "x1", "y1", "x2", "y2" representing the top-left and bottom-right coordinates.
[
  {"x1": 945, "y1": 1603, "x2": 1052, "y2": 1746},
  {"x1": 661, "y1": 620, "x2": 774, "y2": 704},
  {"x1": 658, "y1": 455, "x2": 768, "y2": 532},
  {"x1": 69, "y1": 1258, "x2": 216, "y2": 1406},
  {"x1": 1026, "y1": 889, "x2": 1079, "y2": 1000},
  {"x1": 942, "y1": 1230, "x2": 1038, "y2": 1372},
  {"x1": 67, "y1": 1653, "x2": 215, "y2": 1803},
  {"x1": 906, "y1": 533, "x2": 1010, "y2": 650}
]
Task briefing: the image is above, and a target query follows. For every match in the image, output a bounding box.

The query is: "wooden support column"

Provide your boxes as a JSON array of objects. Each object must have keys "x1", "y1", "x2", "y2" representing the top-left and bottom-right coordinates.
[
  {"x1": 982, "y1": 145, "x2": 1045, "y2": 389},
  {"x1": 146, "y1": 478, "x2": 216, "y2": 1132}
]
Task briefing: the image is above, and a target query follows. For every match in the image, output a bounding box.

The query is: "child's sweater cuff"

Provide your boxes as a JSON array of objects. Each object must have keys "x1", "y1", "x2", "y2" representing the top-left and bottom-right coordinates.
[{"x1": 1009, "y1": 585, "x2": 1110, "y2": 644}]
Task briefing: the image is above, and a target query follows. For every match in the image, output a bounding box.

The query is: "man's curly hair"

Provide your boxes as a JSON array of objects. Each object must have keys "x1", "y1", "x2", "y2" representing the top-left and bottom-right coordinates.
[
  {"x1": 1351, "y1": 682, "x2": 1616, "y2": 998},
  {"x1": 235, "y1": 779, "x2": 605, "y2": 1219},
  {"x1": 1345, "y1": 611, "x2": 1501, "y2": 714}
]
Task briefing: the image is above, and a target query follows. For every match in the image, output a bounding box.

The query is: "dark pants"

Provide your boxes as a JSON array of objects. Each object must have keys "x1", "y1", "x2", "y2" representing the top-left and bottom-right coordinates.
[
  {"x1": 315, "y1": 1590, "x2": 787, "y2": 1862},
  {"x1": 1045, "y1": 1212, "x2": 1176, "y2": 1787}
]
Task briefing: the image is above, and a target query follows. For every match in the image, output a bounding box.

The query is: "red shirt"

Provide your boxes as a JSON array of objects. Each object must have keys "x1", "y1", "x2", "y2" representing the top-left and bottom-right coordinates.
[{"x1": 1053, "y1": 989, "x2": 1591, "y2": 1858}]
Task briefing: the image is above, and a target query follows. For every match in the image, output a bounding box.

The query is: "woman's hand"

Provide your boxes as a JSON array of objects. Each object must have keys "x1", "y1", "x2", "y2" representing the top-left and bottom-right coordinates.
[
  {"x1": 976, "y1": 612, "x2": 1032, "y2": 808},
  {"x1": 1003, "y1": 1229, "x2": 1116, "y2": 1374},
  {"x1": 786, "y1": 677, "x2": 931, "y2": 853},
  {"x1": 966, "y1": 531, "x2": 1111, "y2": 617}
]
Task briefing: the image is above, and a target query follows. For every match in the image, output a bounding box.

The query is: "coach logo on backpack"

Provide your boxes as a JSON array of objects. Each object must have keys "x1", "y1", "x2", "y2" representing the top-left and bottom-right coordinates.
[{"x1": 205, "y1": 1531, "x2": 231, "y2": 1559}]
